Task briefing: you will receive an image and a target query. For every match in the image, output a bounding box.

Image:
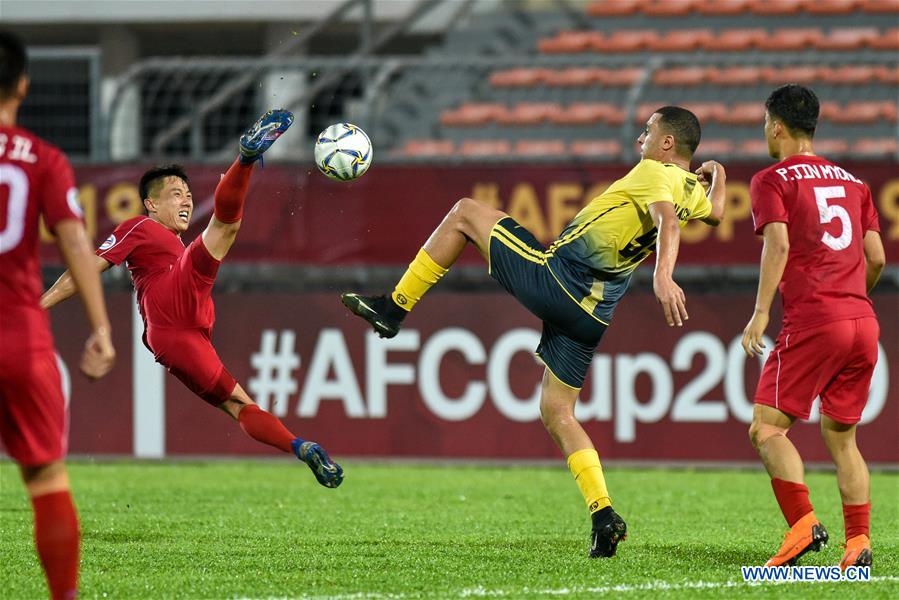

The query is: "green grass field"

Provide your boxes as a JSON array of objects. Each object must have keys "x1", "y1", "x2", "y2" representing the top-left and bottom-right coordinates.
[{"x1": 1, "y1": 461, "x2": 897, "y2": 599}]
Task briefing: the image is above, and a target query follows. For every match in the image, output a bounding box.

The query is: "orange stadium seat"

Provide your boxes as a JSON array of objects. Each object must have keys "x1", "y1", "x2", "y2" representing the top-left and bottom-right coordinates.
[
  {"x1": 514, "y1": 140, "x2": 568, "y2": 157},
  {"x1": 641, "y1": 0, "x2": 696, "y2": 16},
  {"x1": 880, "y1": 101, "x2": 898, "y2": 122},
  {"x1": 587, "y1": 0, "x2": 643, "y2": 17},
  {"x1": 707, "y1": 66, "x2": 764, "y2": 85},
  {"x1": 718, "y1": 102, "x2": 766, "y2": 125},
  {"x1": 705, "y1": 29, "x2": 766, "y2": 51},
  {"x1": 635, "y1": 103, "x2": 660, "y2": 124},
  {"x1": 597, "y1": 67, "x2": 645, "y2": 86},
  {"x1": 459, "y1": 140, "x2": 512, "y2": 157},
  {"x1": 765, "y1": 28, "x2": 824, "y2": 51},
  {"x1": 739, "y1": 138, "x2": 772, "y2": 156},
  {"x1": 570, "y1": 140, "x2": 623, "y2": 158},
  {"x1": 749, "y1": 0, "x2": 803, "y2": 15},
  {"x1": 869, "y1": 27, "x2": 899, "y2": 49},
  {"x1": 496, "y1": 103, "x2": 562, "y2": 125},
  {"x1": 818, "y1": 65, "x2": 876, "y2": 84},
  {"x1": 441, "y1": 103, "x2": 507, "y2": 126},
  {"x1": 695, "y1": 139, "x2": 736, "y2": 155},
  {"x1": 806, "y1": 0, "x2": 861, "y2": 14},
  {"x1": 815, "y1": 27, "x2": 879, "y2": 50},
  {"x1": 653, "y1": 67, "x2": 709, "y2": 86},
  {"x1": 696, "y1": 0, "x2": 750, "y2": 14},
  {"x1": 860, "y1": 0, "x2": 899, "y2": 13},
  {"x1": 489, "y1": 68, "x2": 546, "y2": 88},
  {"x1": 398, "y1": 140, "x2": 455, "y2": 157},
  {"x1": 538, "y1": 31, "x2": 603, "y2": 54},
  {"x1": 853, "y1": 138, "x2": 898, "y2": 155},
  {"x1": 817, "y1": 101, "x2": 842, "y2": 121},
  {"x1": 545, "y1": 68, "x2": 603, "y2": 87},
  {"x1": 685, "y1": 102, "x2": 728, "y2": 123},
  {"x1": 814, "y1": 139, "x2": 850, "y2": 154},
  {"x1": 650, "y1": 30, "x2": 716, "y2": 51},
  {"x1": 762, "y1": 65, "x2": 819, "y2": 84},
  {"x1": 550, "y1": 103, "x2": 613, "y2": 125},
  {"x1": 874, "y1": 64, "x2": 899, "y2": 84},
  {"x1": 592, "y1": 30, "x2": 660, "y2": 52},
  {"x1": 828, "y1": 102, "x2": 882, "y2": 123}
]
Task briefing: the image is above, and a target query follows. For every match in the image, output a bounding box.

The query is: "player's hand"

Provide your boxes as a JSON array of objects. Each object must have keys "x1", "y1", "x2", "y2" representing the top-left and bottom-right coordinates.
[
  {"x1": 695, "y1": 160, "x2": 725, "y2": 190},
  {"x1": 80, "y1": 327, "x2": 116, "y2": 380},
  {"x1": 741, "y1": 310, "x2": 769, "y2": 358},
  {"x1": 653, "y1": 275, "x2": 688, "y2": 327}
]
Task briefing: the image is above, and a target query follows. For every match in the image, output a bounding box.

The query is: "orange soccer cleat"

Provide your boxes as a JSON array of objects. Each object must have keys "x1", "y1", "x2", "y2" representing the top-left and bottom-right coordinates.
[
  {"x1": 840, "y1": 535, "x2": 872, "y2": 571},
  {"x1": 765, "y1": 512, "x2": 829, "y2": 567}
]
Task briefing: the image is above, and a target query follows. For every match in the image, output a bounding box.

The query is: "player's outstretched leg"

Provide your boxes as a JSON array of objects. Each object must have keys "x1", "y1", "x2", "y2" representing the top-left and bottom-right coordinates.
[
  {"x1": 239, "y1": 108, "x2": 294, "y2": 164},
  {"x1": 749, "y1": 405, "x2": 828, "y2": 566},
  {"x1": 342, "y1": 198, "x2": 504, "y2": 338}
]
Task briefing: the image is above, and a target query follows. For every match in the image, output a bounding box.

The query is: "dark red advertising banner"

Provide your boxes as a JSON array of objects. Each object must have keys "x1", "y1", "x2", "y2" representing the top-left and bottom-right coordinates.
[
  {"x1": 35, "y1": 162, "x2": 899, "y2": 265},
  {"x1": 18, "y1": 291, "x2": 898, "y2": 464}
]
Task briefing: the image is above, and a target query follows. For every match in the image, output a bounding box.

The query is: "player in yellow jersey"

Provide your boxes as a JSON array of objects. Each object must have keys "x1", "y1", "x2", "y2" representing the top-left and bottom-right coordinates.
[{"x1": 342, "y1": 106, "x2": 726, "y2": 557}]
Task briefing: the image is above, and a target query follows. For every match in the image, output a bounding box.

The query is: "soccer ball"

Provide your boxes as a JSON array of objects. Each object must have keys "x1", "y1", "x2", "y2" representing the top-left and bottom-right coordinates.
[{"x1": 313, "y1": 123, "x2": 373, "y2": 181}]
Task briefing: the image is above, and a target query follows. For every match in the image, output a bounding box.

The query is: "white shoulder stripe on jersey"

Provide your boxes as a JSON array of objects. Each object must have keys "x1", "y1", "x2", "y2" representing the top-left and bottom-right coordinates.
[{"x1": 98, "y1": 217, "x2": 149, "y2": 257}]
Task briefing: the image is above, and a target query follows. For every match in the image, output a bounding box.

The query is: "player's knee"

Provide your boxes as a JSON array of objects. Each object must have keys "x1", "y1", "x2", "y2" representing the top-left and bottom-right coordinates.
[
  {"x1": 539, "y1": 396, "x2": 573, "y2": 430},
  {"x1": 449, "y1": 197, "x2": 485, "y2": 229},
  {"x1": 749, "y1": 421, "x2": 788, "y2": 450}
]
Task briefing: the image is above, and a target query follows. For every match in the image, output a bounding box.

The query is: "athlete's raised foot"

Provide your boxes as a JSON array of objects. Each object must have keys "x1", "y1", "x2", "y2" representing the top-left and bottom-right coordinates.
[
  {"x1": 292, "y1": 438, "x2": 344, "y2": 489},
  {"x1": 340, "y1": 292, "x2": 405, "y2": 339},
  {"x1": 239, "y1": 109, "x2": 294, "y2": 163},
  {"x1": 589, "y1": 506, "x2": 628, "y2": 558},
  {"x1": 765, "y1": 512, "x2": 829, "y2": 567}
]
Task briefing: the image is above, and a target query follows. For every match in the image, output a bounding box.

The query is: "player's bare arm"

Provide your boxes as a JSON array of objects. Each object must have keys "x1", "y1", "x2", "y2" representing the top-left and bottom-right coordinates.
[
  {"x1": 649, "y1": 200, "x2": 688, "y2": 327},
  {"x1": 53, "y1": 220, "x2": 115, "y2": 379},
  {"x1": 862, "y1": 230, "x2": 885, "y2": 293},
  {"x1": 695, "y1": 160, "x2": 726, "y2": 226},
  {"x1": 41, "y1": 254, "x2": 112, "y2": 310},
  {"x1": 742, "y1": 221, "x2": 789, "y2": 357}
]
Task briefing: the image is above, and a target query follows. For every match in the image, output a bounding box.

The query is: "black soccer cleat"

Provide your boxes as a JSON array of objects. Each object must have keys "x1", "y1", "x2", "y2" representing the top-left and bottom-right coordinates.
[
  {"x1": 589, "y1": 507, "x2": 628, "y2": 558},
  {"x1": 340, "y1": 293, "x2": 405, "y2": 339}
]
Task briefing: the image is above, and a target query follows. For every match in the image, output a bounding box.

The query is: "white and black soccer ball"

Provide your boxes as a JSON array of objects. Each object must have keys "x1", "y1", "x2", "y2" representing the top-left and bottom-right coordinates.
[{"x1": 313, "y1": 123, "x2": 373, "y2": 182}]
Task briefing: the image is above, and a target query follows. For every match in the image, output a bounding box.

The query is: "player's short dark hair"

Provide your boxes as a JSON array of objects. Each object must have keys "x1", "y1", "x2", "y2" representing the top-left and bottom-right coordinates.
[
  {"x1": 0, "y1": 30, "x2": 28, "y2": 99},
  {"x1": 139, "y1": 164, "x2": 190, "y2": 201},
  {"x1": 654, "y1": 106, "x2": 701, "y2": 158},
  {"x1": 765, "y1": 84, "x2": 819, "y2": 138}
]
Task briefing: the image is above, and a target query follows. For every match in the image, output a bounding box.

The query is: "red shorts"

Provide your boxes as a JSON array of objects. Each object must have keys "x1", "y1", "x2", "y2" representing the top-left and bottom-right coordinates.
[
  {"x1": 0, "y1": 349, "x2": 68, "y2": 466},
  {"x1": 755, "y1": 317, "x2": 879, "y2": 424},
  {"x1": 143, "y1": 237, "x2": 236, "y2": 405}
]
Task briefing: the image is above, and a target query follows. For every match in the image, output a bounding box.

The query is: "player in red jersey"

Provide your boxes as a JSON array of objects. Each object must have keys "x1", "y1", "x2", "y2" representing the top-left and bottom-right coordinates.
[
  {"x1": 741, "y1": 85, "x2": 885, "y2": 570},
  {"x1": 41, "y1": 110, "x2": 344, "y2": 489},
  {"x1": 0, "y1": 30, "x2": 116, "y2": 599}
]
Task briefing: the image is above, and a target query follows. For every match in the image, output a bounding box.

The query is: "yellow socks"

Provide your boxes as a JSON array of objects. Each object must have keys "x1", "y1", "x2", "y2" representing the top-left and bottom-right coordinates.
[
  {"x1": 391, "y1": 248, "x2": 448, "y2": 312},
  {"x1": 568, "y1": 448, "x2": 611, "y2": 514}
]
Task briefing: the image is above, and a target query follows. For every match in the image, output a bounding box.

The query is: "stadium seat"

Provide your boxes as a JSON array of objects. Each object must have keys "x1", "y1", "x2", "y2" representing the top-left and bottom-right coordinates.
[
  {"x1": 545, "y1": 68, "x2": 603, "y2": 87},
  {"x1": 749, "y1": 0, "x2": 803, "y2": 15},
  {"x1": 695, "y1": 139, "x2": 736, "y2": 155},
  {"x1": 592, "y1": 30, "x2": 660, "y2": 52},
  {"x1": 818, "y1": 101, "x2": 843, "y2": 120},
  {"x1": 598, "y1": 67, "x2": 645, "y2": 86},
  {"x1": 489, "y1": 68, "x2": 546, "y2": 88},
  {"x1": 570, "y1": 140, "x2": 623, "y2": 158},
  {"x1": 635, "y1": 103, "x2": 660, "y2": 124},
  {"x1": 869, "y1": 27, "x2": 899, "y2": 50},
  {"x1": 707, "y1": 66, "x2": 764, "y2": 85},
  {"x1": 551, "y1": 103, "x2": 625, "y2": 125},
  {"x1": 815, "y1": 28, "x2": 879, "y2": 50},
  {"x1": 805, "y1": 0, "x2": 861, "y2": 14},
  {"x1": 860, "y1": 0, "x2": 899, "y2": 13},
  {"x1": 587, "y1": 0, "x2": 642, "y2": 16},
  {"x1": 650, "y1": 30, "x2": 715, "y2": 51},
  {"x1": 765, "y1": 28, "x2": 824, "y2": 51},
  {"x1": 398, "y1": 139, "x2": 456, "y2": 157},
  {"x1": 828, "y1": 102, "x2": 883, "y2": 123},
  {"x1": 739, "y1": 138, "x2": 771, "y2": 156},
  {"x1": 818, "y1": 65, "x2": 876, "y2": 84},
  {"x1": 705, "y1": 29, "x2": 766, "y2": 51},
  {"x1": 718, "y1": 102, "x2": 766, "y2": 125},
  {"x1": 641, "y1": 0, "x2": 695, "y2": 16},
  {"x1": 881, "y1": 101, "x2": 898, "y2": 122},
  {"x1": 852, "y1": 138, "x2": 898, "y2": 156},
  {"x1": 762, "y1": 65, "x2": 819, "y2": 84},
  {"x1": 813, "y1": 139, "x2": 850, "y2": 155},
  {"x1": 497, "y1": 103, "x2": 562, "y2": 125},
  {"x1": 653, "y1": 67, "x2": 709, "y2": 86},
  {"x1": 696, "y1": 0, "x2": 750, "y2": 15},
  {"x1": 874, "y1": 64, "x2": 899, "y2": 84},
  {"x1": 685, "y1": 103, "x2": 728, "y2": 123},
  {"x1": 459, "y1": 140, "x2": 512, "y2": 157},
  {"x1": 514, "y1": 140, "x2": 568, "y2": 157},
  {"x1": 441, "y1": 103, "x2": 507, "y2": 126},
  {"x1": 538, "y1": 31, "x2": 603, "y2": 54}
]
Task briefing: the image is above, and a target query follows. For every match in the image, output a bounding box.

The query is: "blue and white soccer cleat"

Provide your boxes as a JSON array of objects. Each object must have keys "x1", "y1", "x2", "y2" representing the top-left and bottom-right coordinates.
[
  {"x1": 239, "y1": 109, "x2": 294, "y2": 164},
  {"x1": 291, "y1": 438, "x2": 344, "y2": 489}
]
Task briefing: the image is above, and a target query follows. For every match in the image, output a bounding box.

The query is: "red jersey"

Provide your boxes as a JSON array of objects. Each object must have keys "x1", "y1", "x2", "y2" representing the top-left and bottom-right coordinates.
[
  {"x1": 0, "y1": 126, "x2": 82, "y2": 353},
  {"x1": 97, "y1": 216, "x2": 215, "y2": 330},
  {"x1": 750, "y1": 155, "x2": 880, "y2": 333}
]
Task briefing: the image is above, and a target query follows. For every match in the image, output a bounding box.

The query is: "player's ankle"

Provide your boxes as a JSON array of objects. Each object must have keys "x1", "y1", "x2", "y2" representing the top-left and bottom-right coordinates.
[{"x1": 385, "y1": 296, "x2": 409, "y2": 322}]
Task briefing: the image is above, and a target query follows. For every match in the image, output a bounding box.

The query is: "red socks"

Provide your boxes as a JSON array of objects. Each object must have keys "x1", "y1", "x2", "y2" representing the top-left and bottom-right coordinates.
[
  {"x1": 237, "y1": 404, "x2": 296, "y2": 453},
  {"x1": 771, "y1": 478, "x2": 814, "y2": 527},
  {"x1": 213, "y1": 159, "x2": 253, "y2": 223},
  {"x1": 31, "y1": 490, "x2": 80, "y2": 600},
  {"x1": 843, "y1": 502, "x2": 871, "y2": 540}
]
